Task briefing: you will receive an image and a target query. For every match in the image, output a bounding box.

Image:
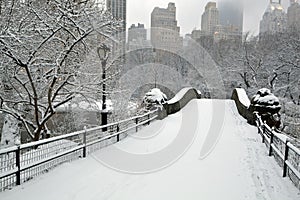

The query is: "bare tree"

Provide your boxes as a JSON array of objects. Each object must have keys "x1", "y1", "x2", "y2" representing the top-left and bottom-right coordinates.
[{"x1": 0, "y1": 0, "x2": 122, "y2": 145}]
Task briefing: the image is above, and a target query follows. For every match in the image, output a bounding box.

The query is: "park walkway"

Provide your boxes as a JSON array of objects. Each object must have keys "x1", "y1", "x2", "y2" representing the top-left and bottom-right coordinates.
[{"x1": 0, "y1": 99, "x2": 299, "y2": 200}]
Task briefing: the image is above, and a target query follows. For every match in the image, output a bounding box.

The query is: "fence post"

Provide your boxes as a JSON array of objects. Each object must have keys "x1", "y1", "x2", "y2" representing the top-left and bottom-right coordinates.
[
  {"x1": 16, "y1": 146, "x2": 21, "y2": 185},
  {"x1": 262, "y1": 125, "x2": 265, "y2": 143},
  {"x1": 117, "y1": 124, "x2": 120, "y2": 142},
  {"x1": 147, "y1": 114, "x2": 150, "y2": 125},
  {"x1": 283, "y1": 140, "x2": 289, "y2": 177},
  {"x1": 83, "y1": 126, "x2": 87, "y2": 158},
  {"x1": 135, "y1": 118, "x2": 138, "y2": 132},
  {"x1": 268, "y1": 131, "x2": 274, "y2": 156}
]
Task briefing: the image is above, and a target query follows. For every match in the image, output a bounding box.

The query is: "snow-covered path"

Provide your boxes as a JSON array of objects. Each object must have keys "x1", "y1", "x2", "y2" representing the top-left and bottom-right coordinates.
[{"x1": 0, "y1": 100, "x2": 299, "y2": 200}]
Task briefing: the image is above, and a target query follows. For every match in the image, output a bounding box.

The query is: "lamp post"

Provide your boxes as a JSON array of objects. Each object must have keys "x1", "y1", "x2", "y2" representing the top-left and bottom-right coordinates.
[{"x1": 97, "y1": 44, "x2": 110, "y2": 131}]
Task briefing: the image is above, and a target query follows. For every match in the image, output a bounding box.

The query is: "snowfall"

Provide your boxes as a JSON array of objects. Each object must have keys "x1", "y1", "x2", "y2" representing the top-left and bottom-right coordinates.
[{"x1": 0, "y1": 99, "x2": 299, "y2": 200}]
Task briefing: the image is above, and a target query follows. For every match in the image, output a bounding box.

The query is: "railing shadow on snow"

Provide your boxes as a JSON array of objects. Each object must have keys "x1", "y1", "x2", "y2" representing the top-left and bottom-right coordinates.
[{"x1": 231, "y1": 88, "x2": 300, "y2": 190}]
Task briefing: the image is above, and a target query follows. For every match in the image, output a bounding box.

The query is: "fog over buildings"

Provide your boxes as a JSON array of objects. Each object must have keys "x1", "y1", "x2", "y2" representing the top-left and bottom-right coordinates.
[
  {"x1": 127, "y1": 0, "x2": 291, "y2": 35},
  {"x1": 218, "y1": 0, "x2": 243, "y2": 32}
]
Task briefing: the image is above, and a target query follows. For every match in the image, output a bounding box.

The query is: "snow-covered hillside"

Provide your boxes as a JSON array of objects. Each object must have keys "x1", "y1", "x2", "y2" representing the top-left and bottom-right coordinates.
[{"x1": 0, "y1": 100, "x2": 299, "y2": 200}]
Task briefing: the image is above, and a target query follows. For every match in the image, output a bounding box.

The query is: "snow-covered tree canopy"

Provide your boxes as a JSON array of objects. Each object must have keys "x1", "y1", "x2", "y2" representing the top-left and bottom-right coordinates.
[{"x1": 0, "y1": 0, "x2": 122, "y2": 142}]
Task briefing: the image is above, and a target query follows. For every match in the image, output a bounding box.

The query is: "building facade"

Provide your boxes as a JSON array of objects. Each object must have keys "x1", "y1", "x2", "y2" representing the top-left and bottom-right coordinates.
[
  {"x1": 218, "y1": 0, "x2": 243, "y2": 33},
  {"x1": 259, "y1": 0, "x2": 287, "y2": 35},
  {"x1": 128, "y1": 23, "x2": 147, "y2": 42},
  {"x1": 106, "y1": 0, "x2": 126, "y2": 32},
  {"x1": 287, "y1": 0, "x2": 300, "y2": 30},
  {"x1": 151, "y1": 2, "x2": 182, "y2": 51},
  {"x1": 127, "y1": 23, "x2": 151, "y2": 50},
  {"x1": 106, "y1": 0, "x2": 127, "y2": 61},
  {"x1": 201, "y1": 2, "x2": 219, "y2": 36}
]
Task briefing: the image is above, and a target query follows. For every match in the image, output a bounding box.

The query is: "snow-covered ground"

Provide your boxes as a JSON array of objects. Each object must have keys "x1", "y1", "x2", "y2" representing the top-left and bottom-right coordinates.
[{"x1": 0, "y1": 99, "x2": 299, "y2": 200}]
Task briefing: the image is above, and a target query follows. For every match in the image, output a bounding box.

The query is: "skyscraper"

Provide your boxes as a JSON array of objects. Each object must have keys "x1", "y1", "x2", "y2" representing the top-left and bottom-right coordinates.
[
  {"x1": 127, "y1": 23, "x2": 151, "y2": 50},
  {"x1": 106, "y1": 0, "x2": 127, "y2": 61},
  {"x1": 259, "y1": 0, "x2": 287, "y2": 35},
  {"x1": 106, "y1": 0, "x2": 126, "y2": 32},
  {"x1": 201, "y1": 2, "x2": 219, "y2": 35},
  {"x1": 218, "y1": 0, "x2": 243, "y2": 33},
  {"x1": 128, "y1": 23, "x2": 147, "y2": 42},
  {"x1": 151, "y1": 2, "x2": 182, "y2": 51},
  {"x1": 287, "y1": 0, "x2": 300, "y2": 30}
]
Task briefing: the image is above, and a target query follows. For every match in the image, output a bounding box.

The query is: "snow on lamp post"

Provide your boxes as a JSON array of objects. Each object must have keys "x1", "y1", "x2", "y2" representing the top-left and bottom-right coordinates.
[{"x1": 97, "y1": 44, "x2": 110, "y2": 132}]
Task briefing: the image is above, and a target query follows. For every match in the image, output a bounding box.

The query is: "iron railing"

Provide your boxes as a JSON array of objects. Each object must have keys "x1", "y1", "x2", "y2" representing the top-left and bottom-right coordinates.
[
  {"x1": 254, "y1": 113, "x2": 300, "y2": 190},
  {"x1": 0, "y1": 109, "x2": 158, "y2": 191}
]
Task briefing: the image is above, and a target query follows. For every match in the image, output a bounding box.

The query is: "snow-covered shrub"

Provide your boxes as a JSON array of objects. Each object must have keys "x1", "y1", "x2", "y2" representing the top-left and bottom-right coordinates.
[
  {"x1": 142, "y1": 88, "x2": 168, "y2": 110},
  {"x1": 249, "y1": 88, "x2": 282, "y2": 128}
]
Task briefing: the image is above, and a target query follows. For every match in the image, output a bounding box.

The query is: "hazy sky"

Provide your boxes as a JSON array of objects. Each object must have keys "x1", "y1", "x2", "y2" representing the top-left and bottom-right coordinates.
[{"x1": 127, "y1": 0, "x2": 291, "y2": 36}]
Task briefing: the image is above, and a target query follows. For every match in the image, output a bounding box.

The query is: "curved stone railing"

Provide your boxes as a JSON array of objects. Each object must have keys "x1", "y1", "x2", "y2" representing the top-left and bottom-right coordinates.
[
  {"x1": 158, "y1": 87, "x2": 201, "y2": 119},
  {"x1": 231, "y1": 88, "x2": 253, "y2": 123}
]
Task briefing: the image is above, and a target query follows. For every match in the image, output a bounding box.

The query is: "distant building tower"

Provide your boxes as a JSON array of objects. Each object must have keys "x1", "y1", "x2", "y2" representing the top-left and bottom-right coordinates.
[
  {"x1": 201, "y1": 2, "x2": 219, "y2": 35},
  {"x1": 106, "y1": 0, "x2": 126, "y2": 32},
  {"x1": 218, "y1": 0, "x2": 244, "y2": 33},
  {"x1": 259, "y1": 0, "x2": 287, "y2": 35},
  {"x1": 287, "y1": 0, "x2": 300, "y2": 30},
  {"x1": 106, "y1": 0, "x2": 127, "y2": 61},
  {"x1": 151, "y1": 2, "x2": 182, "y2": 51},
  {"x1": 128, "y1": 23, "x2": 147, "y2": 42},
  {"x1": 127, "y1": 23, "x2": 151, "y2": 50}
]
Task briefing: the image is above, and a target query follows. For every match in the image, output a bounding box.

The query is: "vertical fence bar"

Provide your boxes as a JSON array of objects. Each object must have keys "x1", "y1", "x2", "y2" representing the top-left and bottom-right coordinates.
[
  {"x1": 83, "y1": 126, "x2": 87, "y2": 158},
  {"x1": 262, "y1": 125, "x2": 265, "y2": 144},
  {"x1": 117, "y1": 124, "x2": 120, "y2": 142},
  {"x1": 268, "y1": 131, "x2": 274, "y2": 156},
  {"x1": 16, "y1": 146, "x2": 21, "y2": 185},
  {"x1": 283, "y1": 140, "x2": 289, "y2": 177},
  {"x1": 135, "y1": 118, "x2": 138, "y2": 132}
]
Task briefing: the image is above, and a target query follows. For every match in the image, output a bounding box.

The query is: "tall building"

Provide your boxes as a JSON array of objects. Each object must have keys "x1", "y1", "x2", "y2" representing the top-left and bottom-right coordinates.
[
  {"x1": 259, "y1": 0, "x2": 287, "y2": 35},
  {"x1": 287, "y1": 0, "x2": 300, "y2": 30},
  {"x1": 128, "y1": 23, "x2": 147, "y2": 42},
  {"x1": 127, "y1": 23, "x2": 151, "y2": 50},
  {"x1": 201, "y1": 2, "x2": 219, "y2": 36},
  {"x1": 151, "y1": 2, "x2": 182, "y2": 51},
  {"x1": 218, "y1": 0, "x2": 243, "y2": 33},
  {"x1": 106, "y1": 0, "x2": 127, "y2": 61},
  {"x1": 106, "y1": 0, "x2": 126, "y2": 32}
]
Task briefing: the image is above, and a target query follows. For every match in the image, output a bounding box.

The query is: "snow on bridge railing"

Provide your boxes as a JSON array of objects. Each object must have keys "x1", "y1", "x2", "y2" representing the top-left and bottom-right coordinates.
[
  {"x1": 158, "y1": 87, "x2": 201, "y2": 119},
  {"x1": 0, "y1": 109, "x2": 158, "y2": 192},
  {"x1": 254, "y1": 113, "x2": 300, "y2": 190}
]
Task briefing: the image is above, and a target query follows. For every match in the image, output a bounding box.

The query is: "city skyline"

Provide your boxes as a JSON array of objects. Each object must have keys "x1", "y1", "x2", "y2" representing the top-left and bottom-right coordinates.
[{"x1": 127, "y1": 0, "x2": 291, "y2": 36}]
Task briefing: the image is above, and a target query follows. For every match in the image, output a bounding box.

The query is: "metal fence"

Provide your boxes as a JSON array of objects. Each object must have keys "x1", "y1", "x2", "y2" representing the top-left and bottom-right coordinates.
[
  {"x1": 255, "y1": 113, "x2": 300, "y2": 190},
  {"x1": 0, "y1": 110, "x2": 158, "y2": 192}
]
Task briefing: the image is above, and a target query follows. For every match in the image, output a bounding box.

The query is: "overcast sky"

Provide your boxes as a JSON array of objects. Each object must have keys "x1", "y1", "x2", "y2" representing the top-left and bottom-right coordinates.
[{"x1": 127, "y1": 0, "x2": 291, "y2": 36}]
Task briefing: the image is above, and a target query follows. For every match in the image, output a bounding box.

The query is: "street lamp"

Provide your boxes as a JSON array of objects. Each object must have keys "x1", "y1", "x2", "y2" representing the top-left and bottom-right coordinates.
[{"x1": 97, "y1": 44, "x2": 110, "y2": 131}]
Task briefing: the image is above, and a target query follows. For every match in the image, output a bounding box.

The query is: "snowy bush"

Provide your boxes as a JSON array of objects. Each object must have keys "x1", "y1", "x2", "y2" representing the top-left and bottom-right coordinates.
[
  {"x1": 249, "y1": 88, "x2": 282, "y2": 128},
  {"x1": 251, "y1": 88, "x2": 281, "y2": 110},
  {"x1": 142, "y1": 88, "x2": 168, "y2": 110}
]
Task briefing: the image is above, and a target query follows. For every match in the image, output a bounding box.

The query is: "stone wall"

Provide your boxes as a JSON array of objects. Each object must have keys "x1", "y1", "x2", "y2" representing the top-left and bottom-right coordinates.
[
  {"x1": 158, "y1": 87, "x2": 201, "y2": 119},
  {"x1": 231, "y1": 88, "x2": 254, "y2": 123}
]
